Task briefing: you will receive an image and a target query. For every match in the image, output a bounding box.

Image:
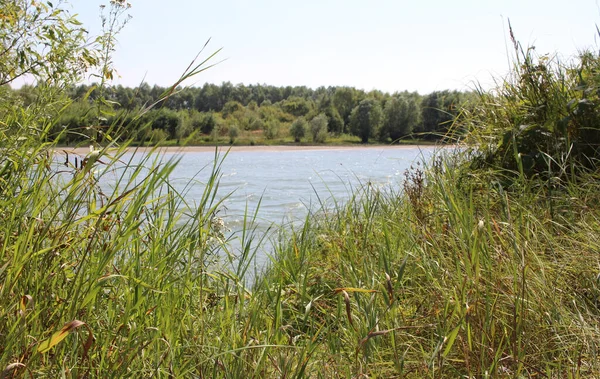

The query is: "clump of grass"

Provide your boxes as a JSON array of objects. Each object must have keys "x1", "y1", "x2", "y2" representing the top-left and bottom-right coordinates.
[
  {"x1": 250, "y1": 148, "x2": 600, "y2": 377},
  {"x1": 464, "y1": 22, "x2": 600, "y2": 182}
]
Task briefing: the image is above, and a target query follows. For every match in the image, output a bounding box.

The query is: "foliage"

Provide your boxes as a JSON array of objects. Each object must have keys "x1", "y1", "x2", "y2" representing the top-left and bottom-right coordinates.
[
  {"x1": 464, "y1": 37, "x2": 600, "y2": 179},
  {"x1": 4, "y1": 79, "x2": 476, "y2": 146},
  {"x1": 192, "y1": 110, "x2": 217, "y2": 134},
  {"x1": 0, "y1": 0, "x2": 97, "y2": 87},
  {"x1": 380, "y1": 96, "x2": 419, "y2": 142},
  {"x1": 148, "y1": 127, "x2": 168, "y2": 142},
  {"x1": 228, "y1": 124, "x2": 239, "y2": 144},
  {"x1": 349, "y1": 98, "x2": 383, "y2": 143},
  {"x1": 322, "y1": 105, "x2": 344, "y2": 135},
  {"x1": 263, "y1": 119, "x2": 280, "y2": 140},
  {"x1": 418, "y1": 90, "x2": 462, "y2": 140},
  {"x1": 333, "y1": 86, "x2": 360, "y2": 128},
  {"x1": 148, "y1": 108, "x2": 180, "y2": 139},
  {"x1": 222, "y1": 100, "x2": 244, "y2": 117},
  {"x1": 289, "y1": 116, "x2": 307, "y2": 142},
  {"x1": 309, "y1": 113, "x2": 328, "y2": 143},
  {"x1": 279, "y1": 96, "x2": 313, "y2": 117}
]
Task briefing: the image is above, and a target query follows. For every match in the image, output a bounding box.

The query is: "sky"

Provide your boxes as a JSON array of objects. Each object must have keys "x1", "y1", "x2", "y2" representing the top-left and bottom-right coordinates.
[{"x1": 69, "y1": 0, "x2": 600, "y2": 94}]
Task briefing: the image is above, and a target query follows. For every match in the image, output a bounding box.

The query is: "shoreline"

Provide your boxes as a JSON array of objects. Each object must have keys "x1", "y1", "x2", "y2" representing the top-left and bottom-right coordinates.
[{"x1": 58, "y1": 144, "x2": 448, "y2": 155}]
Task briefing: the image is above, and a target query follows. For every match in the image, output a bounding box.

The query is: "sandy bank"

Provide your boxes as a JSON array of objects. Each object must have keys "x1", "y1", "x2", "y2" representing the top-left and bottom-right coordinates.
[{"x1": 59, "y1": 144, "x2": 445, "y2": 156}]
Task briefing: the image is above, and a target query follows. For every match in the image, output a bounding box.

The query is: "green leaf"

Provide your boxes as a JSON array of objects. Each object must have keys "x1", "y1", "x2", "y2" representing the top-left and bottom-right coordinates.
[
  {"x1": 442, "y1": 324, "x2": 461, "y2": 357},
  {"x1": 38, "y1": 320, "x2": 88, "y2": 353}
]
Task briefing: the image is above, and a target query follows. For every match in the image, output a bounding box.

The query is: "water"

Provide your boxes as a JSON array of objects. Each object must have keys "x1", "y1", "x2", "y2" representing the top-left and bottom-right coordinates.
[
  {"x1": 71, "y1": 146, "x2": 437, "y2": 270},
  {"x1": 155, "y1": 146, "x2": 435, "y2": 227}
]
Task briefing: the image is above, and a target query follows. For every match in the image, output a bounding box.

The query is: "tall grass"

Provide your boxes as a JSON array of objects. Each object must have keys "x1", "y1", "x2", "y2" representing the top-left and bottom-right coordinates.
[
  {"x1": 3, "y1": 114, "x2": 600, "y2": 377},
  {"x1": 3, "y1": 15, "x2": 600, "y2": 377},
  {"x1": 246, "y1": 150, "x2": 600, "y2": 377}
]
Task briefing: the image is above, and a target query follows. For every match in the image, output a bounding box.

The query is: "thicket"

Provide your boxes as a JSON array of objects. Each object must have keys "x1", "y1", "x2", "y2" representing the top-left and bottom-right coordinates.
[
  {"x1": 2, "y1": 2, "x2": 600, "y2": 377},
  {"x1": 9, "y1": 74, "x2": 470, "y2": 146}
]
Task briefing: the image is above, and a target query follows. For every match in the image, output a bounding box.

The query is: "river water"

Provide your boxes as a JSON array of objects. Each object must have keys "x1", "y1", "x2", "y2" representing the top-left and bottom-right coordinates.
[
  {"x1": 157, "y1": 146, "x2": 436, "y2": 226},
  {"x1": 80, "y1": 146, "x2": 438, "y2": 270}
]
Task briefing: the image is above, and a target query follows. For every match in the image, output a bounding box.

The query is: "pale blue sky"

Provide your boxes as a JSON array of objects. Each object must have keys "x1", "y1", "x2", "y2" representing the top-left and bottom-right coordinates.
[{"x1": 70, "y1": 0, "x2": 600, "y2": 94}]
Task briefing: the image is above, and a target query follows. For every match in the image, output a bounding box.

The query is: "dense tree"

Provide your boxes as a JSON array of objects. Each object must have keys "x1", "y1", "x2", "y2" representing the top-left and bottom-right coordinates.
[
  {"x1": 323, "y1": 106, "x2": 344, "y2": 135},
  {"x1": 187, "y1": 111, "x2": 216, "y2": 135},
  {"x1": 419, "y1": 90, "x2": 461, "y2": 139},
  {"x1": 228, "y1": 125, "x2": 239, "y2": 144},
  {"x1": 349, "y1": 98, "x2": 383, "y2": 143},
  {"x1": 222, "y1": 100, "x2": 244, "y2": 118},
  {"x1": 289, "y1": 117, "x2": 307, "y2": 142},
  {"x1": 309, "y1": 113, "x2": 328, "y2": 143},
  {"x1": 263, "y1": 119, "x2": 280, "y2": 140},
  {"x1": 150, "y1": 108, "x2": 180, "y2": 139},
  {"x1": 380, "y1": 97, "x2": 419, "y2": 142},
  {"x1": 10, "y1": 71, "x2": 472, "y2": 144},
  {"x1": 279, "y1": 96, "x2": 313, "y2": 117}
]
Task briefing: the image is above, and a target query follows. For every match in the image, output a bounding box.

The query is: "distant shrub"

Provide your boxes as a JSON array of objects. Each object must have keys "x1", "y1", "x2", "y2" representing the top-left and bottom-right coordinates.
[
  {"x1": 310, "y1": 113, "x2": 328, "y2": 143},
  {"x1": 228, "y1": 125, "x2": 239, "y2": 144},
  {"x1": 289, "y1": 117, "x2": 307, "y2": 142},
  {"x1": 263, "y1": 120, "x2": 280, "y2": 140},
  {"x1": 149, "y1": 128, "x2": 168, "y2": 143}
]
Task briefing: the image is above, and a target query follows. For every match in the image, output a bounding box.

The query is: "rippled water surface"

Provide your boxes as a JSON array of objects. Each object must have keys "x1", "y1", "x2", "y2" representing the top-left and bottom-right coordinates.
[
  {"x1": 158, "y1": 147, "x2": 435, "y2": 226},
  {"x1": 94, "y1": 146, "x2": 437, "y2": 269}
]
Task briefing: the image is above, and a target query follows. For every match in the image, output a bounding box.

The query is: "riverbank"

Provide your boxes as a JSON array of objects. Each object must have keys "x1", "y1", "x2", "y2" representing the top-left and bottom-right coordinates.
[{"x1": 59, "y1": 143, "x2": 446, "y2": 155}]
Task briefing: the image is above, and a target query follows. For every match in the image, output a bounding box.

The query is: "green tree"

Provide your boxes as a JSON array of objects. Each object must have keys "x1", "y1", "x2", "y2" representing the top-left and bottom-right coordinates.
[
  {"x1": 419, "y1": 90, "x2": 460, "y2": 140},
  {"x1": 280, "y1": 96, "x2": 313, "y2": 117},
  {"x1": 0, "y1": 0, "x2": 98, "y2": 87},
  {"x1": 333, "y1": 87, "x2": 357, "y2": 129},
  {"x1": 310, "y1": 113, "x2": 328, "y2": 143},
  {"x1": 228, "y1": 125, "x2": 239, "y2": 144},
  {"x1": 349, "y1": 98, "x2": 383, "y2": 143},
  {"x1": 176, "y1": 111, "x2": 194, "y2": 144},
  {"x1": 263, "y1": 119, "x2": 279, "y2": 140},
  {"x1": 222, "y1": 100, "x2": 244, "y2": 118},
  {"x1": 148, "y1": 128, "x2": 168, "y2": 143},
  {"x1": 151, "y1": 108, "x2": 179, "y2": 139},
  {"x1": 323, "y1": 106, "x2": 344, "y2": 135},
  {"x1": 289, "y1": 117, "x2": 307, "y2": 142},
  {"x1": 381, "y1": 97, "x2": 419, "y2": 142}
]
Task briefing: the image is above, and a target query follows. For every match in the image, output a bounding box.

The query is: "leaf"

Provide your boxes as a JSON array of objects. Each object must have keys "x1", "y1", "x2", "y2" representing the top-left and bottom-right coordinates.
[
  {"x1": 442, "y1": 324, "x2": 461, "y2": 357},
  {"x1": 19, "y1": 295, "x2": 33, "y2": 316},
  {"x1": 333, "y1": 287, "x2": 377, "y2": 294},
  {"x1": 37, "y1": 320, "x2": 93, "y2": 358}
]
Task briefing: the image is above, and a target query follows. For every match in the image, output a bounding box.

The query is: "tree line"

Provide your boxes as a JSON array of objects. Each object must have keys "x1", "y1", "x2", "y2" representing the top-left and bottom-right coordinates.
[{"x1": 8, "y1": 82, "x2": 474, "y2": 145}]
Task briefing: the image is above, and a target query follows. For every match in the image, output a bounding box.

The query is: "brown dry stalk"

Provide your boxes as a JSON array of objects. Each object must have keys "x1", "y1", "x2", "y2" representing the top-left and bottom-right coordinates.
[{"x1": 342, "y1": 290, "x2": 353, "y2": 326}]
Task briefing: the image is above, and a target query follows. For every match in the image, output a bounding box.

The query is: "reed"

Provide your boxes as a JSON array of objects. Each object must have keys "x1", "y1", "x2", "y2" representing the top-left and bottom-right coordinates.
[{"x1": 3, "y1": 7, "x2": 600, "y2": 376}]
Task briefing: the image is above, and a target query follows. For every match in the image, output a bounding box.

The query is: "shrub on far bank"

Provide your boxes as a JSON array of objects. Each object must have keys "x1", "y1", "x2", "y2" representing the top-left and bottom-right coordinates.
[
  {"x1": 289, "y1": 117, "x2": 307, "y2": 142},
  {"x1": 310, "y1": 113, "x2": 328, "y2": 143}
]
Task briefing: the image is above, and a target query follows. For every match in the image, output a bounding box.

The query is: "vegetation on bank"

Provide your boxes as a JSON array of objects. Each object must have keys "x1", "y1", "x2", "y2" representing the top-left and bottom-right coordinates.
[
  {"x1": 7, "y1": 68, "x2": 471, "y2": 147},
  {"x1": 2, "y1": 1, "x2": 600, "y2": 377},
  {"x1": 7, "y1": 81, "x2": 470, "y2": 147}
]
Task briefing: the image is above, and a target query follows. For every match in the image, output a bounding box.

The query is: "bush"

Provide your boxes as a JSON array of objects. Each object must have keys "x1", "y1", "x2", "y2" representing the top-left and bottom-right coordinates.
[
  {"x1": 228, "y1": 125, "x2": 239, "y2": 144},
  {"x1": 263, "y1": 119, "x2": 280, "y2": 140},
  {"x1": 310, "y1": 113, "x2": 328, "y2": 143},
  {"x1": 289, "y1": 117, "x2": 307, "y2": 142},
  {"x1": 148, "y1": 128, "x2": 169, "y2": 142}
]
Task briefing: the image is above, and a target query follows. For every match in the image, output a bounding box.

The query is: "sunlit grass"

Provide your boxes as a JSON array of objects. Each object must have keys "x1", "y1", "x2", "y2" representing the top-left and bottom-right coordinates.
[{"x1": 3, "y1": 20, "x2": 600, "y2": 378}]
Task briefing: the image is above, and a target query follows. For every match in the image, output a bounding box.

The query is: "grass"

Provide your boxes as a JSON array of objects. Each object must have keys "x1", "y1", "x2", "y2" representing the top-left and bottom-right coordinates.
[
  {"x1": 2, "y1": 136, "x2": 600, "y2": 377},
  {"x1": 3, "y1": 22, "x2": 600, "y2": 379}
]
